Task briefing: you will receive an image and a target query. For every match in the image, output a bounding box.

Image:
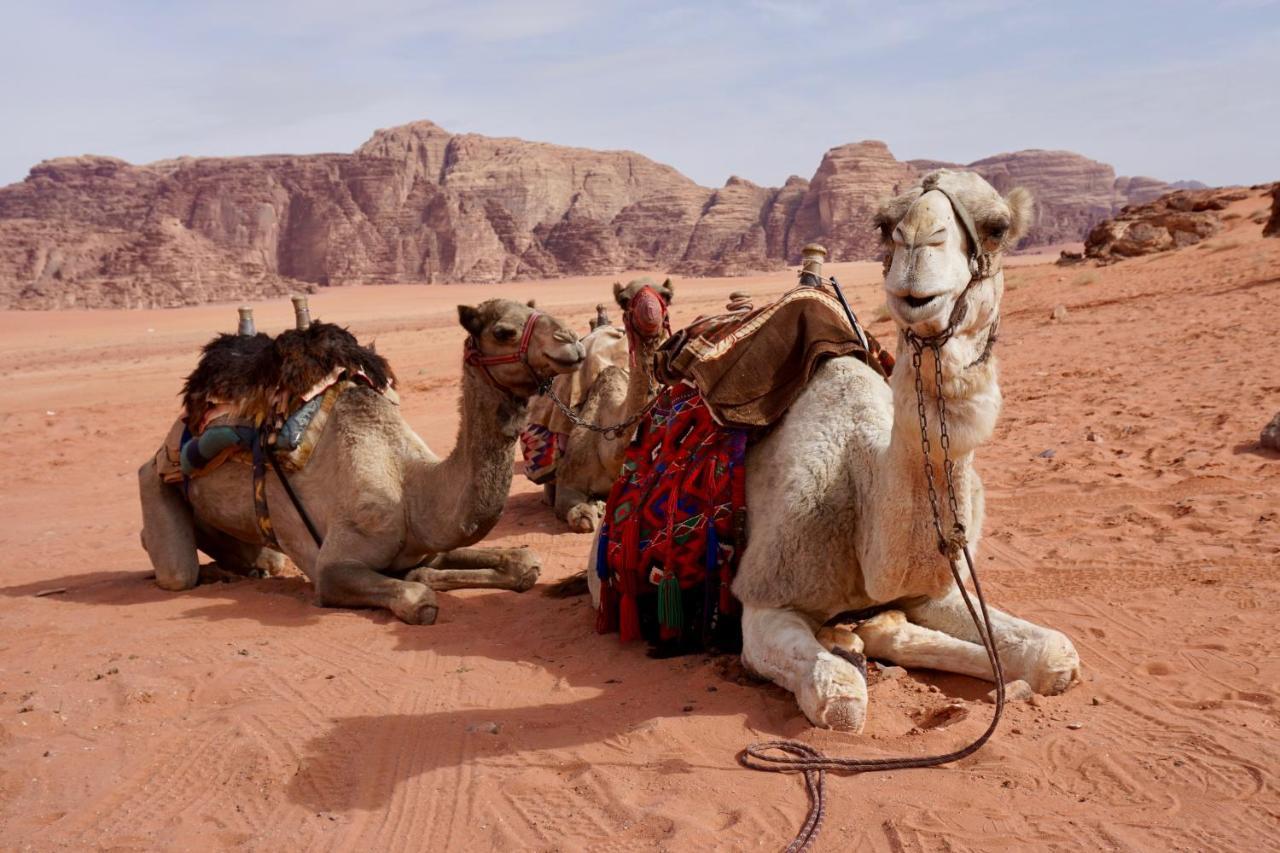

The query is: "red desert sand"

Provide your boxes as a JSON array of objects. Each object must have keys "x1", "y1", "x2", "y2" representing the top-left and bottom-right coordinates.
[{"x1": 0, "y1": 193, "x2": 1277, "y2": 851}]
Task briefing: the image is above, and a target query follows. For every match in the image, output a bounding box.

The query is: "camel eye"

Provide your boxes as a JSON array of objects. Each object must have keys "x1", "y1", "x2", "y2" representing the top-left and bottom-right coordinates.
[{"x1": 492, "y1": 325, "x2": 518, "y2": 342}]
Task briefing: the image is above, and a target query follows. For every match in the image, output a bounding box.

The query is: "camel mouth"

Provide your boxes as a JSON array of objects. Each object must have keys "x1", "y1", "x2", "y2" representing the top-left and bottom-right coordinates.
[{"x1": 546, "y1": 348, "x2": 586, "y2": 369}]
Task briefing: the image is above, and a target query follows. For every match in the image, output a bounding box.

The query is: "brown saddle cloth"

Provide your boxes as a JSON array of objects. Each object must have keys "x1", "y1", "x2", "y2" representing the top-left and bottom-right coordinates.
[{"x1": 654, "y1": 285, "x2": 894, "y2": 430}]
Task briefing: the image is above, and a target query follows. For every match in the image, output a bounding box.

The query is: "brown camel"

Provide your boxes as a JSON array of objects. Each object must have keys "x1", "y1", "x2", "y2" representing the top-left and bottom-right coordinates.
[
  {"x1": 138, "y1": 299, "x2": 585, "y2": 624},
  {"x1": 549, "y1": 278, "x2": 672, "y2": 531}
]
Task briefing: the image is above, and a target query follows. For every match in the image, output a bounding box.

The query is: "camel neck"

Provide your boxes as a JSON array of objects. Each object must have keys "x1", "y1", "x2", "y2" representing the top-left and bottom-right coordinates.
[
  {"x1": 623, "y1": 336, "x2": 662, "y2": 417},
  {"x1": 407, "y1": 366, "x2": 528, "y2": 552},
  {"x1": 858, "y1": 322, "x2": 1002, "y2": 599}
]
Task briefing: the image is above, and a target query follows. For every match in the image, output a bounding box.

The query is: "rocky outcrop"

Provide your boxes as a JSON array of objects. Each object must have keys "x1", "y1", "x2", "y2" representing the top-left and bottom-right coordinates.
[
  {"x1": 1265, "y1": 185, "x2": 1280, "y2": 238},
  {"x1": 0, "y1": 119, "x2": 1201, "y2": 308},
  {"x1": 1083, "y1": 187, "x2": 1250, "y2": 261},
  {"x1": 673, "y1": 177, "x2": 778, "y2": 276},
  {"x1": 786, "y1": 142, "x2": 917, "y2": 263}
]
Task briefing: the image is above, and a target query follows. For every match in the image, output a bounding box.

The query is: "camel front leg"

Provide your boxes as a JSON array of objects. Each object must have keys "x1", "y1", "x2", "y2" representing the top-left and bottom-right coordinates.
[
  {"x1": 314, "y1": 558, "x2": 439, "y2": 625},
  {"x1": 407, "y1": 547, "x2": 540, "y2": 592},
  {"x1": 138, "y1": 460, "x2": 199, "y2": 591},
  {"x1": 741, "y1": 605, "x2": 868, "y2": 732},
  {"x1": 853, "y1": 610, "x2": 994, "y2": 680},
  {"x1": 905, "y1": 590, "x2": 1081, "y2": 695}
]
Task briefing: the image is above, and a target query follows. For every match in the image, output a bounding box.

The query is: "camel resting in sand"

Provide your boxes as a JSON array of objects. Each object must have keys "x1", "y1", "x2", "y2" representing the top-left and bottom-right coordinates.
[
  {"x1": 591, "y1": 171, "x2": 1081, "y2": 728},
  {"x1": 139, "y1": 299, "x2": 585, "y2": 624},
  {"x1": 549, "y1": 278, "x2": 672, "y2": 532}
]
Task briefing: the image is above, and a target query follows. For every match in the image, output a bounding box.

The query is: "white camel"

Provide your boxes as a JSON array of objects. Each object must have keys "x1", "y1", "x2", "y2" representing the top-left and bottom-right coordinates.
[{"x1": 592, "y1": 170, "x2": 1081, "y2": 730}]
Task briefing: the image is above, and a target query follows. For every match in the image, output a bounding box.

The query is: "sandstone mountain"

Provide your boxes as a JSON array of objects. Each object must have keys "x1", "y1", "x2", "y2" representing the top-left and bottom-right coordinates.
[{"x1": 0, "y1": 120, "x2": 1185, "y2": 308}]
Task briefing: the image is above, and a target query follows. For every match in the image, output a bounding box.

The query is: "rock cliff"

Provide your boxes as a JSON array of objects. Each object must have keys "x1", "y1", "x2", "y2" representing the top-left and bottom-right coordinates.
[{"x1": 0, "y1": 120, "x2": 1195, "y2": 307}]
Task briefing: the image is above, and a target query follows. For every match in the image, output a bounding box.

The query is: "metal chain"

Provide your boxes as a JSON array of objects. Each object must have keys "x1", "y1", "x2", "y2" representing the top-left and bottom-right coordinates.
[{"x1": 538, "y1": 379, "x2": 662, "y2": 442}]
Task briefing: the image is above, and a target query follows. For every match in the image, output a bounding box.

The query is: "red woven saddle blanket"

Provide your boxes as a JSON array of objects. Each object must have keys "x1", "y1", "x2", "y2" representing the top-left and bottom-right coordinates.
[
  {"x1": 595, "y1": 384, "x2": 747, "y2": 655},
  {"x1": 654, "y1": 284, "x2": 893, "y2": 430}
]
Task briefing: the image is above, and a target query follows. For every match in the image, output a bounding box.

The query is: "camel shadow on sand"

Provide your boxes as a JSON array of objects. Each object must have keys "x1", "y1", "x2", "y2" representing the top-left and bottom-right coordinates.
[{"x1": 281, "y1": 590, "x2": 996, "y2": 814}]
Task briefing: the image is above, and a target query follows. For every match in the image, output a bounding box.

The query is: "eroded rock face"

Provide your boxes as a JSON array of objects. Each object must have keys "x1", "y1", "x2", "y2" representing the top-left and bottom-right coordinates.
[
  {"x1": 0, "y1": 120, "x2": 1199, "y2": 307},
  {"x1": 1265, "y1": 185, "x2": 1280, "y2": 238},
  {"x1": 787, "y1": 142, "x2": 917, "y2": 263},
  {"x1": 1083, "y1": 188, "x2": 1250, "y2": 261}
]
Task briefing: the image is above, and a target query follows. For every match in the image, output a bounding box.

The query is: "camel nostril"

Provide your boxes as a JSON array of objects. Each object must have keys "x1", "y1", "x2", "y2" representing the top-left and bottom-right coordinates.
[{"x1": 904, "y1": 294, "x2": 937, "y2": 309}]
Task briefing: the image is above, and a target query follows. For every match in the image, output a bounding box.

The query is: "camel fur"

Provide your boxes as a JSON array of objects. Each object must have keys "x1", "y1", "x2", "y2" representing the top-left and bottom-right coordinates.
[
  {"x1": 139, "y1": 299, "x2": 585, "y2": 624},
  {"x1": 590, "y1": 170, "x2": 1080, "y2": 729}
]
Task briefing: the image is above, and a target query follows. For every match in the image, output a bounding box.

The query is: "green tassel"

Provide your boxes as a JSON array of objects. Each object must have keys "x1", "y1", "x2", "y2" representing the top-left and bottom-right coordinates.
[{"x1": 657, "y1": 574, "x2": 683, "y2": 630}]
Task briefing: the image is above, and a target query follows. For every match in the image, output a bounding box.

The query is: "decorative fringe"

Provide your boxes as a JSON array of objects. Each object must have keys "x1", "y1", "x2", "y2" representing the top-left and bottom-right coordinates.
[
  {"x1": 596, "y1": 583, "x2": 619, "y2": 634},
  {"x1": 619, "y1": 593, "x2": 642, "y2": 643},
  {"x1": 657, "y1": 574, "x2": 683, "y2": 633},
  {"x1": 595, "y1": 527, "x2": 611, "y2": 580}
]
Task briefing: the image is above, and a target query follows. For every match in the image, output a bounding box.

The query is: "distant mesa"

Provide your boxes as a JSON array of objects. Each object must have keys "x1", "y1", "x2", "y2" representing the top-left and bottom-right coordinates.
[{"x1": 0, "y1": 119, "x2": 1199, "y2": 308}]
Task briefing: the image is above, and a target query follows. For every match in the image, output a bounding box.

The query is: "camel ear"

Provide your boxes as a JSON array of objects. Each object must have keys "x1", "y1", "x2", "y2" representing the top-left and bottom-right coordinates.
[
  {"x1": 660, "y1": 277, "x2": 674, "y2": 304},
  {"x1": 612, "y1": 281, "x2": 627, "y2": 307},
  {"x1": 457, "y1": 305, "x2": 484, "y2": 336},
  {"x1": 1005, "y1": 187, "x2": 1034, "y2": 245}
]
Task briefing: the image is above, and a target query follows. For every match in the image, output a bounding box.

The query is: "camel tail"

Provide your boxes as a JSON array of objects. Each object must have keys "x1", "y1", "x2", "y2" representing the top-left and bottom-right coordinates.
[{"x1": 543, "y1": 570, "x2": 590, "y2": 598}]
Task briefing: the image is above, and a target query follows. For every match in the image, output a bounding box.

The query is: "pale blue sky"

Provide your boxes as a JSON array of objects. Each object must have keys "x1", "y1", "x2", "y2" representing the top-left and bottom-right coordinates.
[{"x1": 2, "y1": 1, "x2": 1277, "y2": 188}]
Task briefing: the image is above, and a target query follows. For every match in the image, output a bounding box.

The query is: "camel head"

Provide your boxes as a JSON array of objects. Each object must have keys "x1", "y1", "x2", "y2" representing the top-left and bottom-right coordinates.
[
  {"x1": 612, "y1": 277, "x2": 674, "y2": 342},
  {"x1": 458, "y1": 299, "x2": 585, "y2": 397},
  {"x1": 875, "y1": 170, "x2": 1032, "y2": 341}
]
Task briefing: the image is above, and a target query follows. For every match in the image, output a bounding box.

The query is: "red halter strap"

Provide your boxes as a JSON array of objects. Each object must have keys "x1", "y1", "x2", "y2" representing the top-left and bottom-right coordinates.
[{"x1": 463, "y1": 310, "x2": 544, "y2": 393}]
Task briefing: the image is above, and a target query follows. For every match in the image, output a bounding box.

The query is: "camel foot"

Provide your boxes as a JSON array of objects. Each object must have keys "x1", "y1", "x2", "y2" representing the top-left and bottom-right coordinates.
[
  {"x1": 566, "y1": 502, "x2": 601, "y2": 534},
  {"x1": 1017, "y1": 630, "x2": 1082, "y2": 695},
  {"x1": 504, "y1": 549, "x2": 542, "y2": 592},
  {"x1": 797, "y1": 651, "x2": 868, "y2": 732},
  {"x1": 390, "y1": 581, "x2": 440, "y2": 625}
]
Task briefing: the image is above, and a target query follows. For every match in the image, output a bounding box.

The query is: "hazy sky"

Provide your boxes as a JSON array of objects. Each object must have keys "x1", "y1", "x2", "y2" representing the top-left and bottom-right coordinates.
[{"x1": 3, "y1": 1, "x2": 1277, "y2": 188}]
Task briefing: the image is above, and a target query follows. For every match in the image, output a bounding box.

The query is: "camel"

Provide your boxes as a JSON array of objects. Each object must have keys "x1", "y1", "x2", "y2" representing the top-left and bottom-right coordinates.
[
  {"x1": 546, "y1": 278, "x2": 672, "y2": 532},
  {"x1": 591, "y1": 170, "x2": 1081, "y2": 729},
  {"x1": 138, "y1": 299, "x2": 585, "y2": 624}
]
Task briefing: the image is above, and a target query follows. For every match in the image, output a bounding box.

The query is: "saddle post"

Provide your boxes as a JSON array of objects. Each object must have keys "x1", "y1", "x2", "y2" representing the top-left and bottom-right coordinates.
[
  {"x1": 237, "y1": 306, "x2": 256, "y2": 336},
  {"x1": 291, "y1": 295, "x2": 312, "y2": 331},
  {"x1": 799, "y1": 243, "x2": 826, "y2": 288}
]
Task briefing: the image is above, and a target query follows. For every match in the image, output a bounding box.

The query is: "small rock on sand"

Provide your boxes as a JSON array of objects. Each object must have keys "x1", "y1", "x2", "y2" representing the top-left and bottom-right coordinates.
[
  {"x1": 1050, "y1": 304, "x2": 1069, "y2": 321},
  {"x1": 1261, "y1": 412, "x2": 1280, "y2": 451},
  {"x1": 985, "y1": 679, "x2": 1034, "y2": 704},
  {"x1": 466, "y1": 721, "x2": 501, "y2": 735},
  {"x1": 878, "y1": 666, "x2": 907, "y2": 681}
]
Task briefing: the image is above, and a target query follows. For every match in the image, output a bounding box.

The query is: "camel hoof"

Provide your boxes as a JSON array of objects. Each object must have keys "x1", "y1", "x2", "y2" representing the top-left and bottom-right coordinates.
[
  {"x1": 798, "y1": 652, "x2": 868, "y2": 732},
  {"x1": 567, "y1": 505, "x2": 598, "y2": 534},
  {"x1": 392, "y1": 582, "x2": 440, "y2": 625},
  {"x1": 508, "y1": 550, "x2": 542, "y2": 592},
  {"x1": 1026, "y1": 631, "x2": 1082, "y2": 695}
]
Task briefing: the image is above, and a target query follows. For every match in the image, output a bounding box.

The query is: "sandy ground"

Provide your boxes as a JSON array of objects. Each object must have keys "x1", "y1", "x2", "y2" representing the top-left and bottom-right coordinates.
[{"x1": 1, "y1": 197, "x2": 1278, "y2": 851}]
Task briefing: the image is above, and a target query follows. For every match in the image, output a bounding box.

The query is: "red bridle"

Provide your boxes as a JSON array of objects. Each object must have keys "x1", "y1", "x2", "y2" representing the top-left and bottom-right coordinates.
[{"x1": 463, "y1": 310, "x2": 544, "y2": 394}]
